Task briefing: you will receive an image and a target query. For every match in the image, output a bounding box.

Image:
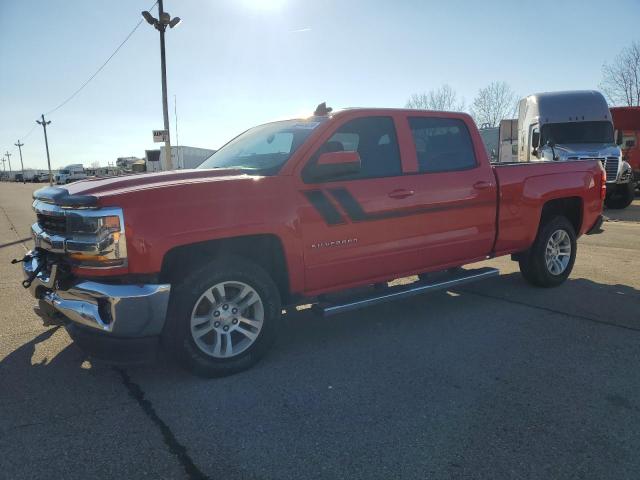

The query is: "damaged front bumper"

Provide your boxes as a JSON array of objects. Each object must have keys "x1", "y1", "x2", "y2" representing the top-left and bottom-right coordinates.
[{"x1": 22, "y1": 250, "x2": 171, "y2": 339}]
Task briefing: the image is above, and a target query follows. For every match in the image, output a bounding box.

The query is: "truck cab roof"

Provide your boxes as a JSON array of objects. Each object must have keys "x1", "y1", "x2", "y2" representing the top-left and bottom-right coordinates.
[{"x1": 523, "y1": 90, "x2": 612, "y2": 124}]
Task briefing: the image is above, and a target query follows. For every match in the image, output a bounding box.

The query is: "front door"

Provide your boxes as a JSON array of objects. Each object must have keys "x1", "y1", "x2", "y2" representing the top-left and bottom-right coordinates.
[{"x1": 297, "y1": 114, "x2": 428, "y2": 293}]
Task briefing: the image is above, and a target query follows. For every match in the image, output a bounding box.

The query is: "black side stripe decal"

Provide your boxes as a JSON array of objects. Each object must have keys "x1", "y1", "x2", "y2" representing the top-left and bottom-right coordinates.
[
  {"x1": 329, "y1": 188, "x2": 415, "y2": 222},
  {"x1": 329, "y1": 187, "x2": 495, "y2": 223},
  {"x1": 306, "y1": 188, "x2": 495, "y2": 226},
  {"x1": 303, "y1": 190, "x2": 347, "y2": 225}
]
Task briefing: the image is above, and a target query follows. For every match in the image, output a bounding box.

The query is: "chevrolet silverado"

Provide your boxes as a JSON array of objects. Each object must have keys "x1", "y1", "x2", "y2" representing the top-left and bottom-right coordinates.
[{"x1": 19, "y1": 105, "x2": 605, "y2": 376}]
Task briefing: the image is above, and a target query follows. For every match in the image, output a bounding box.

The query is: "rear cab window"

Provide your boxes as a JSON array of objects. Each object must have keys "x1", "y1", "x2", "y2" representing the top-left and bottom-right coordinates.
[{"x1": 408, "y1": 117, "x2": 477, "y2": 173}]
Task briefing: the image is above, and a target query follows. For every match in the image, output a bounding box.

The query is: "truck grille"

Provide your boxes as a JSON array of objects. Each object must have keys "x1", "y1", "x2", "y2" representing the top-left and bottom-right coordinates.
[
  {"x1": 37, "y1": 213, "x2": 67, "y2": 234},
  {"x1": 603, "y1": 157, "x2": 618, "y2": 182}
]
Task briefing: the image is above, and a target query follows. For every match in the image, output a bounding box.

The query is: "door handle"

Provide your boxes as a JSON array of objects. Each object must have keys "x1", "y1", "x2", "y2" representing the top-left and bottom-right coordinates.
[
  {"x1": 472, "y1": 181, "x2": 492, "y2": 190},
  {"x1": 388, "y1": 189, "x2": 415, "y2": 199}
]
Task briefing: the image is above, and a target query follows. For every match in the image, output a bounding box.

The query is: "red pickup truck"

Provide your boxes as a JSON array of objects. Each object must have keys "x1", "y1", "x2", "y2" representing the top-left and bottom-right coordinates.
[{"x1": 21, "y1": 105, "x2": 605, "y2": 376}]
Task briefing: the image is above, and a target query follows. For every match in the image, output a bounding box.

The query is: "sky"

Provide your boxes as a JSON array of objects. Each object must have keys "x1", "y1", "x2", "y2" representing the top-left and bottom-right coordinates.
[{"x1": 1, "y1": 0, "x2": 639, "y2": 170}]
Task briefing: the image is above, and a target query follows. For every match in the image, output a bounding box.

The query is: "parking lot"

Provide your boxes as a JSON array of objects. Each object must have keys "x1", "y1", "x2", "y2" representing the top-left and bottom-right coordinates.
[{"x1": 1, "y1": 182, "x2": 639, "y2": 479}]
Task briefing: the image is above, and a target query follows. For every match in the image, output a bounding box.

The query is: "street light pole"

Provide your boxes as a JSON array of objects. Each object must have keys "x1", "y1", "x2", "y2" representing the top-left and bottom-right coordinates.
[
  {"x1": 36, "y1": 114, "x2": 53, "y2": 186},
  {"x1": 14, "y1": 141, "x2": 25, "y2": 183},
  {"x1": 142, "y1": 2, "x2": 181, "y2": 171},
  {"x1": 158, "y1": 0, "x2": 172, "y2": 170}
]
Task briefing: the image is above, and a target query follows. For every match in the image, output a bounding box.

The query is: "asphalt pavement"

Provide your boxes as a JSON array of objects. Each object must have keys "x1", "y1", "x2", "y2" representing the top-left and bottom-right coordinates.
[{"x1": 1, "y1": 182, "x2": 639, "y2": 480}]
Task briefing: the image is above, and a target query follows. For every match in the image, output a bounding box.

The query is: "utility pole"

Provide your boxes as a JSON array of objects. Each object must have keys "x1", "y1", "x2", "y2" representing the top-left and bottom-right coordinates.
[
  {"x1": 36, "y1": 114, "x2": 53, "y2": 186},
  {"x1": 4, "y1": 152, "x2": 12, "y2": 177},
  {"x1": 174, "y1": 94, "x2": 180, "y2": 168},
  {"x1": 142, "y1": 2, "x2": 181, "y2": 171},
  {"x1": 14, "y1": 141, "x2": 25, "y2": 183}
]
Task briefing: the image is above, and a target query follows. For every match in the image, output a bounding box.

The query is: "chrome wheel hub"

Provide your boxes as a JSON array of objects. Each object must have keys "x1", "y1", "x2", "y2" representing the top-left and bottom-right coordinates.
[
  {"x1": 190, "y1": 281, "x2": 264, "y2": 358},
  {"x1": 545, "y1": 229, "x2": 571, "y2": 275}
]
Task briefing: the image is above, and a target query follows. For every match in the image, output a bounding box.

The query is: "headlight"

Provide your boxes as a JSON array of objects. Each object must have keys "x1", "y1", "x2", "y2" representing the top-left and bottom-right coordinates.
[
  {"x1": 32, "y1": 201, "x2": 128, "y2": 269},
  {"x1": 65, "y1": 209, "x2": 127, "y2": 268},
  {"x1": 620, "y1": 161, "x2": 632, "y2": 182},
  {"x1": 66, "y1": 214, "x2": 121, "y2": 235}
]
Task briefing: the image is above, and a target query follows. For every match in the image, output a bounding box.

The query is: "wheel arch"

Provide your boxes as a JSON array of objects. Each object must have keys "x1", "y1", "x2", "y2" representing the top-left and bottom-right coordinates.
[
  {"x1": 539, "y1": 196, "x2": 583, "y2": 234},
  {"x1": 160, "y1": 234, "x2": 291, "y2": 303}
]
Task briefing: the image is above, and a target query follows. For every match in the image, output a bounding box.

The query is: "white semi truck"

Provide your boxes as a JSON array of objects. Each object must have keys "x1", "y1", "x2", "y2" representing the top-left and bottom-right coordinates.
[
  {"x1": 55, "y1": 164, "x2": 87, "y2": 185},
  {"x1": 518, "y1": 90, "x2": 634, "y2": 209}
]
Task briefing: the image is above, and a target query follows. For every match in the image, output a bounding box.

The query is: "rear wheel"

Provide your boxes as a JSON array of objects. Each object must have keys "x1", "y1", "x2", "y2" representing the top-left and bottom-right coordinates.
[
  {"x1": 518, "y1": 216, "x2": 576, "y2": 288},
  {"x1": 164, "y1": 256, "x2": 281, "y2": 377}
]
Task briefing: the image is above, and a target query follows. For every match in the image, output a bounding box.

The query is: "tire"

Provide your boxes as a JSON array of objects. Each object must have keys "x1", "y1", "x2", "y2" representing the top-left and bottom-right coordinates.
[
  {"x1": 518, "y1": 216, "x2": 577, "y2": 288},
  {"x1": 604, "y1": 182, "x2": 634, "y2": 209},
  {"x1": 163, "y1": 255, "x2": 281, "y2": 377}
]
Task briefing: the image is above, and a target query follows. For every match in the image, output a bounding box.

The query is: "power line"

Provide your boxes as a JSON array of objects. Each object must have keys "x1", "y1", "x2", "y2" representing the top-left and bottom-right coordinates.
[
  {"x1": 18, "y1": 124, "x2": 38, "y2": 142},
  {"x1": 6, "y1": 1, "x2": 159, "y2": 164},
  {"x1": 44, "y1": 1, "x2": 158, "y2": 117}
]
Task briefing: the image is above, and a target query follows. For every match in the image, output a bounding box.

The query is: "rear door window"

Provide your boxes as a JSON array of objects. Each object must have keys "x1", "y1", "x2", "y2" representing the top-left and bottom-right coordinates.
[{"x1": 409, "y1": 117, "x2": 477, "y2": 173}]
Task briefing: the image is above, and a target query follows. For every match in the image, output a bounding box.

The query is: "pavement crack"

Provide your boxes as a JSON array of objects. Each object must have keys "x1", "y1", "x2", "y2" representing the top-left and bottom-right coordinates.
[
  {"x1": 0, "y1": 203, "x2": 28, "y2": 251},
  {"x1": 115, "y1": 367, "x2": 210, "y2": 480},
  {"x1": 458, "y1": 288, "x2": 640, "y2": 333}
]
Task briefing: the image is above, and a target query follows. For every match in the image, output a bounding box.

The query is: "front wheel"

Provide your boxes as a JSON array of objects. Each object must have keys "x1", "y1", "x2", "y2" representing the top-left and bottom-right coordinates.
[
  {"x1": 164, "y1": 256, "x2": 281, "y2": 377},
  {"x1": 605, "y1": 182, "x2": 635, "y2": 209},
  {"x1": 518, "y1": 216, "x2": 577, "y2": 288}
]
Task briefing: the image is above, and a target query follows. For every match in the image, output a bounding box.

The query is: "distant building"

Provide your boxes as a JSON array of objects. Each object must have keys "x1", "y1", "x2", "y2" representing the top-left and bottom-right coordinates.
[{"x1": 161, "y1": 145, "x2": 216, "y2": 170}]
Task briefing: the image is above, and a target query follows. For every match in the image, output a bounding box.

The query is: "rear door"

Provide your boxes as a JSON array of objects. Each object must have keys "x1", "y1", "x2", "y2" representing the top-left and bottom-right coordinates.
[{"x1": 399, "y1": 114, "x2": 497, "y2": 267}]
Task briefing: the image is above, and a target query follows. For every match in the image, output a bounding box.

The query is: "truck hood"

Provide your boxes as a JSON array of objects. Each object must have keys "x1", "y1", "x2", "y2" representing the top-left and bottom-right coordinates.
[
  {"x1": 540, "y1": 143, "x2": 621, "y2": 159},
  {"x1": 541, "y1": 143, "x2": 621, "y2": 160},
  {"x1": 35, "y1": 169, "x2": 252, "y2": 208}
]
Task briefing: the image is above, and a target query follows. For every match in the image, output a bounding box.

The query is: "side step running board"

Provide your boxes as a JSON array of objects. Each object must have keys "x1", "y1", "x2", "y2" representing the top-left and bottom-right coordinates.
[{"x1": 318, "y1": 267, "x2": 499, "y2": 317}]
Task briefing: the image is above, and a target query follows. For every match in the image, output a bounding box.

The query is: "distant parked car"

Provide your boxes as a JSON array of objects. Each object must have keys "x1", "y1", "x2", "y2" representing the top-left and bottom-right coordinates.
[{"x1": 33, "y1": 173, "x2": 51, "y2": 183}]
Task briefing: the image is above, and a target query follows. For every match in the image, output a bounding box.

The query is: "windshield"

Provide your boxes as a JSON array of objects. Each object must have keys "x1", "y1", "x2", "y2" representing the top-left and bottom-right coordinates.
[
  {"x1": 198, "y1": 119, "x2": 326, "y2": 174},
  {"x1": 541, "y1": 121, "x2": 614, "y2": 145},
  {"x1": 60, "y1": 170, "x2": 70, "y2": 174}
]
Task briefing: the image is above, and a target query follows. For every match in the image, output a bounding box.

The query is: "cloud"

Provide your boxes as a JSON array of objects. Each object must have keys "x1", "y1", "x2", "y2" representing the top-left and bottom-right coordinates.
[{"x1": 290, "y1": 27, "x2": 312, "y2": 33}]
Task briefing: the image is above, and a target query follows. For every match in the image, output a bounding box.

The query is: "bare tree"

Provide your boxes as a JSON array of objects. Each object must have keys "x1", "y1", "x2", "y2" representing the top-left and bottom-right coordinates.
[
  {"x1": 405, "y1": 84, "x2": 465, "y2": 111},
  {"x1": 90, "y1": 161, "x2": 100, "y2": 169},
  {"x1": 600, "y1": 41, "x2": 640, "y2": 107},
  {"x1": 470, "y1": 81, "x2": 517, "y2": 128}
]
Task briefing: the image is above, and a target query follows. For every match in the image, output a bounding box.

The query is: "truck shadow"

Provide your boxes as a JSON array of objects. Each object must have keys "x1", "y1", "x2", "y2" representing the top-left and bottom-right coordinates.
[
  {"x1": 272, "y1": 272, "x2": 640, "y2": 359},
  {"x1": 2, "y1": 271, "x2": 639, "y2": 480},
  {"x1": 604, "y1": 198, "x2": 640, "y2": 223},
  {"x1": 2, "y1": 272, "x2": 639, "y2": 386}
]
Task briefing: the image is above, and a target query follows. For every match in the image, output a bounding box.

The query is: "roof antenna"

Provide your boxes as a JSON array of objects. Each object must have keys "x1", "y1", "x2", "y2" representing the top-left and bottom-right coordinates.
[{"x1": 314, "y1": 102, "x2": 333, "y2": 116}]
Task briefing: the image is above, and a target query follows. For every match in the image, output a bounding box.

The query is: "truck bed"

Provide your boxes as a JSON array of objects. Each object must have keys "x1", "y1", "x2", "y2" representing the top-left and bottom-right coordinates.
[{"x1": 492, "y1": 159, "x2": 603, "y2": 256}]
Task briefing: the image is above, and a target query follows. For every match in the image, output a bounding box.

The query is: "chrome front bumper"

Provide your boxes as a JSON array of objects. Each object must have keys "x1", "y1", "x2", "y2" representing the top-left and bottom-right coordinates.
[{"x1": 23, "y1": 251, "x2": 171, "y2": 337}]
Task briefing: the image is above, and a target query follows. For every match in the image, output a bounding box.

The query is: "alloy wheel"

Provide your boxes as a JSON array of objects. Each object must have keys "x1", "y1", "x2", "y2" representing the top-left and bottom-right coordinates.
[{"x1": 190, "y1": 281, "x2": 264, "y2": 358}]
